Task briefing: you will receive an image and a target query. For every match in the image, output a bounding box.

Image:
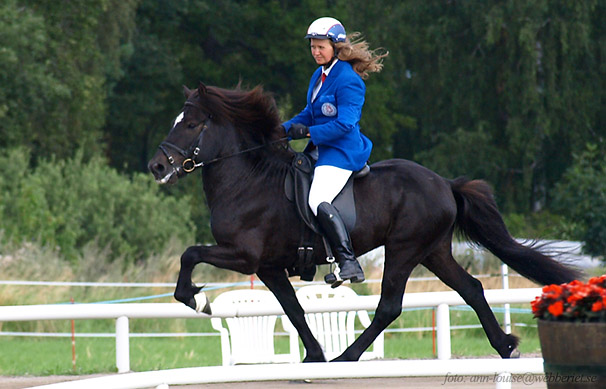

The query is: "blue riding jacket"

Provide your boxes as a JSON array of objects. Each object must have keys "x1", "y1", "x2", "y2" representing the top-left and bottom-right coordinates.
[{"x1": 283, "y1": 60, "x2": 372, "y2": 171}]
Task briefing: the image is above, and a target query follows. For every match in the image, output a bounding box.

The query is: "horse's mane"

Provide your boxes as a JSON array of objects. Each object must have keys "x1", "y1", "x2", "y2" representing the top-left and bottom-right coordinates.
[{"x1": 193, "y1": 83, "x2": 284, "y2": 145}]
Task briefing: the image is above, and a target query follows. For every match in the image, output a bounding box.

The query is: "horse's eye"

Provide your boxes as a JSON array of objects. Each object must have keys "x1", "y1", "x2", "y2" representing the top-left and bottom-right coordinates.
[{"x1": 188, "y1": 122, "x2": 197, "y2": 129}]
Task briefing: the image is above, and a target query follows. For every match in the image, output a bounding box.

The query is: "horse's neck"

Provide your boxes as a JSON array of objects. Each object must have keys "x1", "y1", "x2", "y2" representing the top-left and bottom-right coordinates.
[{"x1": 201, "y1": 153, "x2": 288, "y2": 209}]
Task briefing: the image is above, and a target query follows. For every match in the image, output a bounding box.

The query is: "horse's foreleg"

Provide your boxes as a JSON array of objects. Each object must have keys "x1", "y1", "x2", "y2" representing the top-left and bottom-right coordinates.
[
  {"x1": 333, "y1": 283, "x2": 409, "y2": 361},
  {"x1": 256, "y1": 268, "x2": 326, "y2": 363},
  {"x1": 174, "y1": 245, "x2": 258, "y2": 311},
  {"x1": 422, "y1": 246, "x2": 520, "y2": 358}
]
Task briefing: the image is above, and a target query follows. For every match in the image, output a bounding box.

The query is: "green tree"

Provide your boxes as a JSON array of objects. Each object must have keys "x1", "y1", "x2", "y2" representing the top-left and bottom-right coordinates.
[
  {"x1": 0, "y1": 148, "x2": 195, "y2": 262},
  {"x1": 0, "y1": 0, "x2": 67, "y2": 150},
  {"x1": 386, "y1": 0, "x2": 603, "y2": 213},
  {"x1": 0, "y1": 0, "x2": 138, "y2": 159},
  {"x1": 554, "y1": 144, "x2": 606, "y2": 257}
]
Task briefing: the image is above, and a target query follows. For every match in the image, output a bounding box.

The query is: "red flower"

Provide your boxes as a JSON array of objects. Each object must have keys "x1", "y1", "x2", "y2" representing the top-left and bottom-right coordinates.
[
  {"x1": 588, "y1": 275, "x2": 606, "y2": 286},
  {"x1": 591, "y1": 301, "x2": 604, "y2": 312},
  {"x1": 542, "y1": 284, "x2": 563, "y2": 295},
  {"x1": 547, "y1": 300, "x2": 564, "y2": 317},
  {"x1": 567, "y1": 293, "x2": 583, "y2": 305},
  {"x1": 531, "y1": 297, "x2": 541, "y2": 314},
  {"x1": 533, "y1": 275, "x2": 606, "y2": 322}
]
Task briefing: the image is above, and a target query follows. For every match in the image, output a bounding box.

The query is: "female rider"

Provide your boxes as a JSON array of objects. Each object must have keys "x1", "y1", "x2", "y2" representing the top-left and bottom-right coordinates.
[{"x1": 282, "y1": 17, "x2": 388, "y2": 286}]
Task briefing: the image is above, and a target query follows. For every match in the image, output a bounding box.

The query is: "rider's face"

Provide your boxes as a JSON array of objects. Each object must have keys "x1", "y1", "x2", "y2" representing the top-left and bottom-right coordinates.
[{"x1": 310, "y1": 39, "x2": 334, "y2": 66}]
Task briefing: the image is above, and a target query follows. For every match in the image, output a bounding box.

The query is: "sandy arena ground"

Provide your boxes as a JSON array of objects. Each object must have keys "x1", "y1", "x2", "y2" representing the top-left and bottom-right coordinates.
[{"x1": 0, "y1": 375, "x2": 548, "y2": 389}]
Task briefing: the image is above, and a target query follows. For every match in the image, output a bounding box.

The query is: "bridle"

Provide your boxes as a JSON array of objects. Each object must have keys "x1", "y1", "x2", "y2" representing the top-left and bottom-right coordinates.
[
  {"x1": 158, "y1": 102, "x2": 288, "y2": 175},
  {"x1": 158, "y1": 101, "x2": 210, "y2": 174}
]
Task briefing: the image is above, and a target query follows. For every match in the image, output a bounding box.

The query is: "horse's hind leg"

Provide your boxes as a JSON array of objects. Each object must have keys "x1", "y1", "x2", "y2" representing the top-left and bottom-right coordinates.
[
  {"x1": 333, "y1": 244, "x2": 421, "y2": 362},
  {"x1": 422, "y1": 242, "x2": 519, "y2": 358}
]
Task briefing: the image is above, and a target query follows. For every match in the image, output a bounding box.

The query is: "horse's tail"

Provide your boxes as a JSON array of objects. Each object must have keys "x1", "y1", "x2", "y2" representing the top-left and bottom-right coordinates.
[{"x1": 449, "y1": 177, "x2": 582, "y2": 285}]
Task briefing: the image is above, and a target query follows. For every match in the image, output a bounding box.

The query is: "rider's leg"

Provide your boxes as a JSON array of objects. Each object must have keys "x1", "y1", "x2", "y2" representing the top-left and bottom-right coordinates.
[
  {"x1": 308, "y1": 165, "x2": 351, "y2": 216},
  {"x1": 317, "y1": 202, "x2": 365, "y2": 283},
  {"x1": 308, "y1": 165, "x2": 365, "y2": 285}
]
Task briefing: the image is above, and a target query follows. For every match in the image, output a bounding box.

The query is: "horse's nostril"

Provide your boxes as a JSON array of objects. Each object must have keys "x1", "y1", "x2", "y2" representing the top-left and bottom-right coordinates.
[
  {"x1": 154, "y1": 163, "x2": 165, "y2": 173},
  {"x1": 148, "y1": 161, "x2": 166, "y2": 175}
]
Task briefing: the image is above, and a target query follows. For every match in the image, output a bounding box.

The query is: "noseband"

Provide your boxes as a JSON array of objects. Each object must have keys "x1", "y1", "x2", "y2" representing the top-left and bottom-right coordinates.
[
  {"x1": 158, "y1": 102, "x2": 288, "y2": 175},
  {"x1": 158, "y1": 106, "x2": 209, "y2": 173}
]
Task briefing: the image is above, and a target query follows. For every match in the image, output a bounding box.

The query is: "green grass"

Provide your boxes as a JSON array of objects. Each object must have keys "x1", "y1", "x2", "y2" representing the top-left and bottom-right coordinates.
[
  {"x1": 0, "y1": 337, "x2": 223, "y2": 375},
  {"x1": 0, "y1": 308, "x2": 541, "y2": 376},
  {"x1": 381, "y1": 307, "x2": 541, "y2": 359}
]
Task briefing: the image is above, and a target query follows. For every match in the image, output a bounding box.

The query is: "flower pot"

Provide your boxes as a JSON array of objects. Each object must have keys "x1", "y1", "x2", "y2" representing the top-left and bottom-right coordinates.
[{"x1": 538, "y1": 320, "x2": 606, "y2": 388}]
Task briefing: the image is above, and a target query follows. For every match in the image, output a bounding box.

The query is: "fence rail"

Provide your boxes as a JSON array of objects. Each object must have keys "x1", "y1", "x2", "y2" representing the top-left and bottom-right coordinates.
[{"x1": 0, "y1": 287, "x2": 542, "y2": 374}]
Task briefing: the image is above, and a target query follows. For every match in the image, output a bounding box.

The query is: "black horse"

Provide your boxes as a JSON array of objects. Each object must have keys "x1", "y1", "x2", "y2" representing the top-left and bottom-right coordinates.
[{"x1": 148, "y1": 82, "x2": 580, "y2": 362}]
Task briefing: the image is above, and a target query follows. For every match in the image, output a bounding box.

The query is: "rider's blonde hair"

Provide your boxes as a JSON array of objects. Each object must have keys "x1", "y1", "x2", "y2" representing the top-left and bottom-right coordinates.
[{"x1": 335, "y1": 33, "x2": 389, "y2": 80}]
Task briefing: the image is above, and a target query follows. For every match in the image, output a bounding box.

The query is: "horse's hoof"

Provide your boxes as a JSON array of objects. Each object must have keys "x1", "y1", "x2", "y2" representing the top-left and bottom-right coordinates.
[
  {"x1": 330, "y1": 353, "x2": 354, "y2": 362},
  {"x1": 510, "y1": 348, "x2": 520, "y2": 358},
  {"x1": 302, "y1": 354, "x2": 327, "y2": 363},
  {"x1": 194, "y1": 292, "x2": 212, "y2": 315}
]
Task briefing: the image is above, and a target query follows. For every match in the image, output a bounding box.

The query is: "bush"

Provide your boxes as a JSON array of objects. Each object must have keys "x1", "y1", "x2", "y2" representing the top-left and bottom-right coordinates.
[
  {"x1": 0, "y1": 148, "x2": 195, "y2": 262},
  {"x1": 553, "y1": 143, "x2": 606, "y2": 258},
  {"x1": 502, "y1": 211, "x2": 577, "y2": 241}
]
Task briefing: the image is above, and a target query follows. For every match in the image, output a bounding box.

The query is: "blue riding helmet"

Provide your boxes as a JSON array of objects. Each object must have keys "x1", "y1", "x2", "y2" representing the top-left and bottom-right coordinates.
[{"x1": 304, "y1": 17, "x2": 346, "y2": 43}]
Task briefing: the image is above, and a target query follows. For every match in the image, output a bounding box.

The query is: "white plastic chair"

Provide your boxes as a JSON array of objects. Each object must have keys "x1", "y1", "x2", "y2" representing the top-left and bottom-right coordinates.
[
  {"x1": 284, "y1": 284, "x2": 384, "y2": 361},
  {"x1": 210, "y1": 289, "x2": 298, "y2": 365}
]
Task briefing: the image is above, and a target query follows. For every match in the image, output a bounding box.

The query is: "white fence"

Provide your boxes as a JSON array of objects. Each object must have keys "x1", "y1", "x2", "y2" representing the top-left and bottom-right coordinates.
[{"x1": 0, "y1": 288, "x2": 543, "y2": 377}]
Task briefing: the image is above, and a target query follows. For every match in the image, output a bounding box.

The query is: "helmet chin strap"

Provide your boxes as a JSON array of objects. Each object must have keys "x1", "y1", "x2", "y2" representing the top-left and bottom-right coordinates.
[{"x1": 323, "y1": 56, "x2": 337, "y2": 70}]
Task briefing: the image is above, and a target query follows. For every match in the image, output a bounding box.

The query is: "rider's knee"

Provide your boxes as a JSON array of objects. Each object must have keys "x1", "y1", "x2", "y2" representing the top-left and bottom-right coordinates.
[{"x1": 308, "y1": 195, "x2": 321, "y2": 216}]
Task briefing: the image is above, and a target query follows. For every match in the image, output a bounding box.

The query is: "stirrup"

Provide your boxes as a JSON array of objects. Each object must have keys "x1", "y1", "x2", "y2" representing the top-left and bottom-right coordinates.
[
  {"x1": 322, "y1": 237, "x2": 343, "y2": 287},
  {"x1": 324, "y1": 263, "x2": 344, "y2": 288}
]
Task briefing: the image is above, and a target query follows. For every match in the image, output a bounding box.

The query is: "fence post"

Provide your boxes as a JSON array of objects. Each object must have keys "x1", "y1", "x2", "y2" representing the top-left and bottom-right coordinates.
[
  {"x1": 501, "y1": 264, "x2": 511, "y2": 334},
  {"x1": 436, "y1": 303, "x2": 451, "y2": 360},
  {"x1": 495, "y1": 372, "x2": 512, "y2": 389},
  {"x1": 116, "y1": 316, "x2": 130, "y2": 373}
]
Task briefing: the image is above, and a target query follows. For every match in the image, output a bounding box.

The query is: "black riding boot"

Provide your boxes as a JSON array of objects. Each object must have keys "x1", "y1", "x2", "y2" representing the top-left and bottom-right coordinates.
[{"x1": 316, "y1": 202, "x2": 365, "y2": 286}]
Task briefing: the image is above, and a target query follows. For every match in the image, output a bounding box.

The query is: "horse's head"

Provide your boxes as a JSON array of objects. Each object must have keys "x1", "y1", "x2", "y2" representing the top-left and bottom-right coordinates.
[
  {"x1": 148, "y1": 83, "x2": 220, "y2": 184},
  {"x1": 148, "y1": 82, "x2": 289, "y2": 185}
]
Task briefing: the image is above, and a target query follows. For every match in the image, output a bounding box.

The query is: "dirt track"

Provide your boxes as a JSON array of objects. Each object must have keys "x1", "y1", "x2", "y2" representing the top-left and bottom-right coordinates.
[{"x1": 0, "y1": 375, "x2": 548, "y2": 389}]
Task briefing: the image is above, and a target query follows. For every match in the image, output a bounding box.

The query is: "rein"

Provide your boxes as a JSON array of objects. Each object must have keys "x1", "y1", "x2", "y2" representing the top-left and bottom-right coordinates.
[
  {"x1": 181, "y1": 135, "x2": 289, "y2": 173},
  {"x1": 158, "y1": 104, "x2": 289, "y2": 174}
]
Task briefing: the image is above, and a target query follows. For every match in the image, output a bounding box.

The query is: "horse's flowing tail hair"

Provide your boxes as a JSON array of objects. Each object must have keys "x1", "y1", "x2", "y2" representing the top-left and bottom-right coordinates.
[{"x1": 449, "y1": 177, "x2": 582, "y2": 285}]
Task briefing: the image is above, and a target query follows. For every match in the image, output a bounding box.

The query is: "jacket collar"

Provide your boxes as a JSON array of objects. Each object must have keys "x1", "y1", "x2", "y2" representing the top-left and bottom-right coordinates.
[
  {"x1": 322, "y1": 59, "x2": 339, "y2": 78},
  {"x1": 307, "y1": 60, "x2": 347, "y2": 103}
]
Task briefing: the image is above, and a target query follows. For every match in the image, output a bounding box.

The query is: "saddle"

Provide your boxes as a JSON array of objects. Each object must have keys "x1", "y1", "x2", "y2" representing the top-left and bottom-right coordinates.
[{"x1": 284, "y1": 151, "x2": 370, "y2": 281}]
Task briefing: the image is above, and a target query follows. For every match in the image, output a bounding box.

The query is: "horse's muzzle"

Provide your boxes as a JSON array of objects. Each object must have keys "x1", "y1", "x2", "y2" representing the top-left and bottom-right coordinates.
[{"x1": 148, "y1": 157, "x2": 178, "y2": 185}]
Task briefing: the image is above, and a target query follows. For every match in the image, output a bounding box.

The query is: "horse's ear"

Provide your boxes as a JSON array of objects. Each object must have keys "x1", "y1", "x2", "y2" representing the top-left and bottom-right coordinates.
[
  {"x1": 198, "y1": 82, "x2": 208, "y2": 96},
  {"x1": 183, "y1": 85, "x2": 193, "y2": 98}
]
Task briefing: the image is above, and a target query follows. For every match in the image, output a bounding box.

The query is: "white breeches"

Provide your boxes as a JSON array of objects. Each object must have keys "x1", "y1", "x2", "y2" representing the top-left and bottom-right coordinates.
[{"x1": 308, "y1": 165, "x2": 353, "y2": 216}]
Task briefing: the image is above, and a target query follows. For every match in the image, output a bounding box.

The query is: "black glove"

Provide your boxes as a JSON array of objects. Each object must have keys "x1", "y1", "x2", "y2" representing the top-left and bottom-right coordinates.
[{"x1": 287, "y1": 123, "x2": 310, "y2": 140}]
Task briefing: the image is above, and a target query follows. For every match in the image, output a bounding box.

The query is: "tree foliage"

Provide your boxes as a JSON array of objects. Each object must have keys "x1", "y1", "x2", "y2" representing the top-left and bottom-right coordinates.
[
  {"x1": 389, "y1": 0, "x2": 604, "y2": 214},
  {"x1": 554, "y1": 144, "x2": 606, "y2": 257},
  {"x1": 0, "y1": 0, "x2": 138, "y2": 159},
  {"x1": 0, "y1": 148, "x2": 195, "y2": 262},
  {"x1": 2, "y1": 0, "x2": 606, "y2": 259}
]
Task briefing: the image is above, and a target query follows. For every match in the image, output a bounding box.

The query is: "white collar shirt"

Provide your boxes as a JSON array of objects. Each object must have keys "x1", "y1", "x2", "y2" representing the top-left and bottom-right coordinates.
[{"x1": 312, "y1": 59, "x2": 338, "y2": 102}]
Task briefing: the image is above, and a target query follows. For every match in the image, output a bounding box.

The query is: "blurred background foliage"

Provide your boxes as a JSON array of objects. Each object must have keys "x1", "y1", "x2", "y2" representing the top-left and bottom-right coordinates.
[{"x1": 1, "y1": 0, "x2": 606, "y2": 263}]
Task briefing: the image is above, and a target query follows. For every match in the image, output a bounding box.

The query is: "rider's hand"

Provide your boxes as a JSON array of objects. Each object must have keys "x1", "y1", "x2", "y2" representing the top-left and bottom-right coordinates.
[{"x1": 287, "y1": 123, "x2": 310, "y2": 140}]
